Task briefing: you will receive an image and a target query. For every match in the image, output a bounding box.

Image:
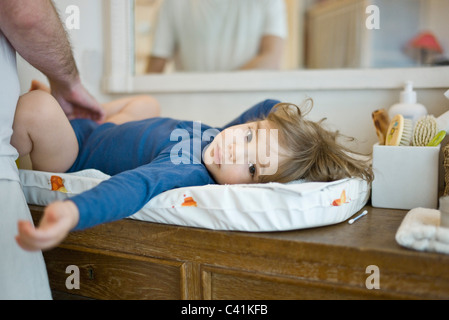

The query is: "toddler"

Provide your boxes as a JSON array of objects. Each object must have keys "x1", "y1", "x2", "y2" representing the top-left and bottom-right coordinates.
[{"x1": 12, "y1": 87, "x2": 372, "y2": 251}]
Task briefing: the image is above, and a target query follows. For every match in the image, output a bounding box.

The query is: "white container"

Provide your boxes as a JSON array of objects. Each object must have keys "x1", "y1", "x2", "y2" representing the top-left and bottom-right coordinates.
[
  {"x1": 371, "y1": 143, "x2": 440, "y2": 210},
  {"x1": 388, "y1": 81, "x2": 427, "y2": 124}
]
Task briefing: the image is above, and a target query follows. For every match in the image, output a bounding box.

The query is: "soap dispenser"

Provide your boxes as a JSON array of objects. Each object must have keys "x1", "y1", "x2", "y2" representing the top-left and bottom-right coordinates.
[{"x1": 388, "y1": 81, "x2": 428, "y2": 124}]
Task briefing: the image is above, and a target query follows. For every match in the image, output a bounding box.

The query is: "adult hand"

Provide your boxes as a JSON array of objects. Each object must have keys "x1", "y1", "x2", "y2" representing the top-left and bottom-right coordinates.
[
  {"x1": 16, "y1": 201, "x2": 80, "y2": 252},
  {"x1": 0, "y1": 0, "x2": 106, "y2": 123},
  {"x1": 50, "y1": 78, "x2": 106, "y2": 123}
]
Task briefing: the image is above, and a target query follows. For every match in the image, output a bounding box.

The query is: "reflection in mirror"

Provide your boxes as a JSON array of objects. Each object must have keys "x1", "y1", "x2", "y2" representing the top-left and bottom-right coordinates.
[
  {"x1": 134, "y1": 0, "x2": 449, "y2": 75},
  {"x1": 134, "y1": 0, "x2": 300, "y2": 74},
  {"x1": 306, "y1": 0, "x2": 448, "y2": 69},
  {"x1": 134, "y1": 0, "x2": 165, "y2": 74}
]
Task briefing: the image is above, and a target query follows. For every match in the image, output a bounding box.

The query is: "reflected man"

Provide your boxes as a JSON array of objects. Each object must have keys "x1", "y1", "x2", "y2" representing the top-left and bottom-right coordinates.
[{"x1": 147, "y1": 0, "x2": 287, "y2": 73}]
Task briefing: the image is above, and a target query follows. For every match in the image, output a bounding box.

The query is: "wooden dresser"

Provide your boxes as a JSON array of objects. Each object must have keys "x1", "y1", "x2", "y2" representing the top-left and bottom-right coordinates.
[{"x1": 30, "y1": 205, "x2": 449, "y2": 300}]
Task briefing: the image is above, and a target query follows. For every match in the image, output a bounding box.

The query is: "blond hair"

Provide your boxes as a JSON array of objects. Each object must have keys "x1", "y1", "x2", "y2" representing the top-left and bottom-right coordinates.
[{"x1": 259, "y1": 100, "x2": 373, "y2": 184}]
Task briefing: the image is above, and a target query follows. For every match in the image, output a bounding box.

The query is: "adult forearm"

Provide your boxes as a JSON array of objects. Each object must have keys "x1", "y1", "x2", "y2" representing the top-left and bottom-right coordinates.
[
  {"x1": 239, "y1": 50, "x2": 283, "y2": 70},
  {"x1": 239, "y1": 55, "x2": 280, "y2": 70},
  {"x1": 0, "y1": 0, "x2": 79, "y2": 87},
  {"x1": 239, "y1": 35, "x2": 284, "y2": 71},
  {"x1": 146, "y1": 56, "x2": 167, "y2": 73}
]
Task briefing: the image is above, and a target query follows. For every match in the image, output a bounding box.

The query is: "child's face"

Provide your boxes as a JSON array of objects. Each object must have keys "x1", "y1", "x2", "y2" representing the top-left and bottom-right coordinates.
[{"x1": 203, "y1": 120, "x2": 284, "y2": 184}]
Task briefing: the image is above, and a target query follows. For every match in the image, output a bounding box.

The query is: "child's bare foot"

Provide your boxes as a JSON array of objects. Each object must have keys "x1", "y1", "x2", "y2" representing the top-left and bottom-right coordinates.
[{"x1": 29, "y1": 79, "x2": 51, "y2": 93}]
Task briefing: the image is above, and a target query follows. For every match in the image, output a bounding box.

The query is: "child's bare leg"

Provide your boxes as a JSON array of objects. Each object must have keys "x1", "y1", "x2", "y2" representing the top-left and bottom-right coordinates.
[
  {"x1": 103, "y1": 95, "x2": 160, "y2": 125},
  {"x1": 29, "y1": 80, "x2": 160, "y2": 125},
  {"x1": 11, "y1": 90, "x2": 79, "y2": 172}
]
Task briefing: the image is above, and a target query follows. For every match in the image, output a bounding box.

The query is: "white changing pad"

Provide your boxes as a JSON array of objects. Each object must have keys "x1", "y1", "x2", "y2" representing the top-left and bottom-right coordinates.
[{"x1": 19, "y1": 169, "x2": 370, "y2": 232}]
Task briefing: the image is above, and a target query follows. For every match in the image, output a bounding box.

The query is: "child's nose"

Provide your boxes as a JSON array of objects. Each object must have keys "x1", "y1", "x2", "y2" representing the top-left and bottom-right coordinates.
[
  {"x1": 227, "y1": 144, "x2": 235, "y2": 163},
  {"x1": 228, "y1": 143, "x2": 246, "y2": 163}
]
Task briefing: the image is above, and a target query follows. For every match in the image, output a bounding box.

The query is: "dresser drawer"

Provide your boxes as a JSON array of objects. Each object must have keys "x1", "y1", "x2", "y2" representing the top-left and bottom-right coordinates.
[{"x1": 44, "y1": 247, "x2": 185, "y2": 299}]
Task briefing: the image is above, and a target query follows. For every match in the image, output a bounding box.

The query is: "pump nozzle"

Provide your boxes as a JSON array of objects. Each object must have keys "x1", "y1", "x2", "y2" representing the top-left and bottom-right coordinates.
[
  {"x1": 404, "y1": 81, "x2": 413, "y2": 92},
  {"x1": 400, "y1": 80, "x2": 417, "y2": 104}
]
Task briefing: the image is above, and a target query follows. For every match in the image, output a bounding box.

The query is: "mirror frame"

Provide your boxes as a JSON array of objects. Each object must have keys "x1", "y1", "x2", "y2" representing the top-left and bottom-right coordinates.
[{"x1": 102, "y1": 0, "x2": 449, "y2": 94}]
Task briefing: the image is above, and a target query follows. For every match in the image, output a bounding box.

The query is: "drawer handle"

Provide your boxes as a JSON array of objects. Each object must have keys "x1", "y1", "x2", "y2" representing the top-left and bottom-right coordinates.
[{"x1": 87, "y1": 267, "x2": 94, "y2": 280}]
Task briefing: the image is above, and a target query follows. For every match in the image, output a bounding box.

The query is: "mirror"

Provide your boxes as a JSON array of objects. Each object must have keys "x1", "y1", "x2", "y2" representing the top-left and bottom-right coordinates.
[
  {"x1": 134, "y1": 0, "x2": 449, "y2": 75},
  {"x1": 102, "y1": 0, "x2": 449, "y2": 94}
]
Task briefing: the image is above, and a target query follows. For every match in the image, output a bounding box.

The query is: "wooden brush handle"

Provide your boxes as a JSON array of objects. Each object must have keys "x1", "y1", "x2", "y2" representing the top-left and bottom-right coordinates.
[{"x1": 372, "y1": 109, "x2": 390, "y2": 145}]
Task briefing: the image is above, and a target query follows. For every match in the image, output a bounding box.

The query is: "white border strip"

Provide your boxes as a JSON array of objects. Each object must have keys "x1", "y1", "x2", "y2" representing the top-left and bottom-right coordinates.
[{"x1": 129, "y1": 67, "x2": 449, "y2": 93}]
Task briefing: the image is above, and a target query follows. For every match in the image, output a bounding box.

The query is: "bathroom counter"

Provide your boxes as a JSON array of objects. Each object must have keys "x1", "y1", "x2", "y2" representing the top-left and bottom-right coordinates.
[{"x1": 30, "y1": 204, "x2": 449, "y2": 300}]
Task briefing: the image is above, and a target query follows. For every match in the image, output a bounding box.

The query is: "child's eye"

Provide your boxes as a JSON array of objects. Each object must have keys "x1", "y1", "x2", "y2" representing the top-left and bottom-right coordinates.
[
  {"x1": 249, "y1": 163, "x2": 256, "y2": 177},
  {"x1": 246, "y1": 128, "x2": 253, "y2": 143}
]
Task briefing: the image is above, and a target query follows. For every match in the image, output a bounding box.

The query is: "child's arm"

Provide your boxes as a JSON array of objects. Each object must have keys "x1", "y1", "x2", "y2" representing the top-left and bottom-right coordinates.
[
  {"x1": 16, "y1": 156, "x2": 214, "y2": 251},
  {"x1": 70, "y1": 157, "x2": 212, "y2": 230},
  {"x1": 16, "y1": 201, "x2": 79, "y2": 251}
]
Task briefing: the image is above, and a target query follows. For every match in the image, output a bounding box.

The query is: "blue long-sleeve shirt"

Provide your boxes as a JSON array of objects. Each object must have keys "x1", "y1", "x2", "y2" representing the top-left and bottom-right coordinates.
[{"x1": 67, "y1": 99, "x2": 278, "y2": 230}]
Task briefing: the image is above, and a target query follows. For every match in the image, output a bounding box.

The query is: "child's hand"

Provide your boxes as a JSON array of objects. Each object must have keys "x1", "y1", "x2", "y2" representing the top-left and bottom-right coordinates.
[{"x1": 16, "y1": 201, "x2": 79, "y2": 251}]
